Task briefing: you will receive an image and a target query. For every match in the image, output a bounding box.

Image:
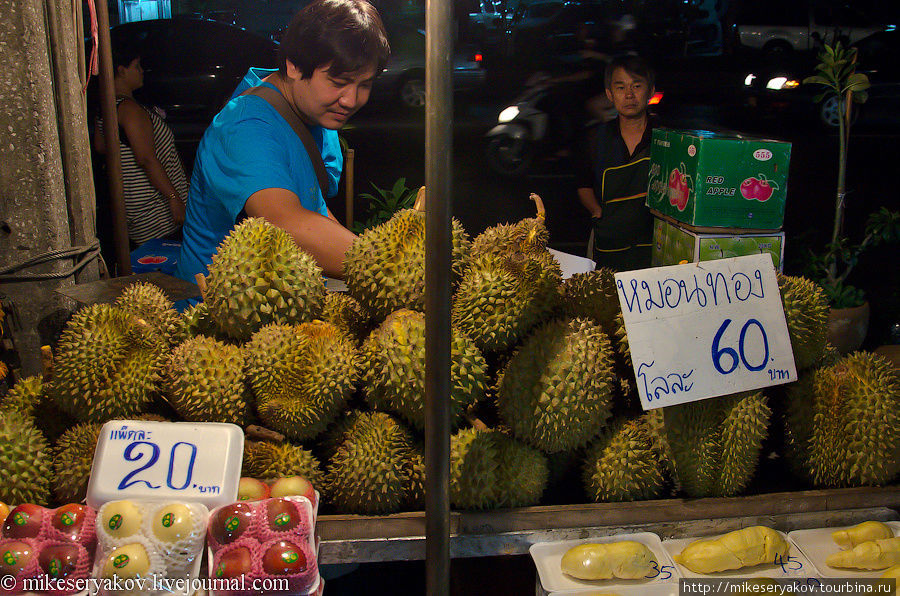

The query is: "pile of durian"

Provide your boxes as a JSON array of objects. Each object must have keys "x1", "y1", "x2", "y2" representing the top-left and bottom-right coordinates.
[{"x1": 1, "y1": 191, "x2": 898, "y2": 515}]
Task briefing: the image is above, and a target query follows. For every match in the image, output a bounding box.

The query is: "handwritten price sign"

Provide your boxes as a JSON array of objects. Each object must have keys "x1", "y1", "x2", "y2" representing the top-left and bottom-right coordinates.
[
  {"x1": 86, "y1": 421, "x2": 244, "y2": 509},
  {"x1": 615, "y1": 254, "x2": 797, "y2": 410}
]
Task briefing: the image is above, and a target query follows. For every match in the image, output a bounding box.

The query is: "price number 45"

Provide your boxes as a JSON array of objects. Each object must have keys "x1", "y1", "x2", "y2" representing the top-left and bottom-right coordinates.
[{"x1": 712, "y1": 318, "x2": 770, "y2": 375}]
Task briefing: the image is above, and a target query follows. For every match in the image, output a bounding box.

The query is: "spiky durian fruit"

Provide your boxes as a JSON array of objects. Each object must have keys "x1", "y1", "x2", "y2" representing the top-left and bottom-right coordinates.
[
  {"x1": 51, "y1": 304, "x2": 165, "y2": 422},
  {"x1": 497, "y1": 318, "x2": 616, "y2": 452},
  {"x1": 0, "y1": 376, "x2": 44, "y2": 417},
  {"x1": 203, "y1": 218, "x2": 326, "y2": 341},
  {"x1": 406, "y1": 445, "x2": 426, "y2": 509},
  {"x1": 0, "y1": 411, "x2": 53, "y2": 505},
  {"x1": 450, "y1": 427, "x2": 499, "y2": 510},
  {"x1": 325, "y1": 412, "x2": 418, "y2": 514},
  {"x1": 52, "y1": 422, "x2": 102, "y2": 503},
  {"x1": 242, "y1": 441, "x2": 323, "y2": 486},
  {"x1": 583, "y1": 415, "x2": 665, "y2": 502},
  {"x1": 114, "y1": 282, "x2": 183, "y2": 346},
  {"x1": 653, "y1": 391, "x2": 771, "y2": 498},
  {"x1": 164, "y1": 336, "x2": 248, "y2": 424},
  {"x1": 245, "y1": 322, "x2": 359, "y2": 441},
  {"x1": 453, "y1": 249, "x2": 562, "y2": 353},
  {"x1": 613, "y1": 312, "x2": 631, "y2": 367},
  {"x1": 470, "y1": 194, "x2": 549, "y2": 258},
  {"x1": 177, "y1": 302, "x2": 226, "y2": 341},
  {"x1": 321, "y1": 292, "x2": 370, "y2": 342},
  {"x1": 362, "y1": 309, "x2": 486, "y2": 431},
  {"x1": 777, "y1": 274, "x2": 829, "y2": 369},
  {"x1": 560, "y1": 268, "x2": 621, "y2": 333},
  {"x1": 786, "y1": 351, "x2": 900, "y2": 487},
  {"x1": 344, "y1": 193, "x2": 472, "y2": 321},
  {"x1": 493, "y1": 432, "x2": 549, "y2": 508}
]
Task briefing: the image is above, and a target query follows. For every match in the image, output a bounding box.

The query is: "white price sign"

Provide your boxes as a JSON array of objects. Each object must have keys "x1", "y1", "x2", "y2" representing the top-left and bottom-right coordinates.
[
  {"x1": 615, "y1": 253, "x2": 797, "y2": 410},
  {"x1": 86, "y1": 421, "x2": 244, "y2": 509}
]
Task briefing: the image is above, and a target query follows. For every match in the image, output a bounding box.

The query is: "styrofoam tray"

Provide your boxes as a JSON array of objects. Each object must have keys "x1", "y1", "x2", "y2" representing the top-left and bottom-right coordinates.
[
  {"x1": 530, "y1": 532, "x2": 679, "y2": 593},
  {"x1": 787, "y1": 521, "x2": 900, "y2": 578},
  {"x1": 662, "y1": 530, "x2": 813, "y2": 578},
  {"x1": 550, "y1": 584, "x2": 679, "y2": 596}
]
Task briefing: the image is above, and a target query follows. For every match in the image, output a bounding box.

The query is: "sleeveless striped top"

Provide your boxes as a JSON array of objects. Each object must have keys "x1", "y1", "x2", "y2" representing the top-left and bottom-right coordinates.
[{"x1": 98, "y1": 97, "x2": 189, "y2": 246}]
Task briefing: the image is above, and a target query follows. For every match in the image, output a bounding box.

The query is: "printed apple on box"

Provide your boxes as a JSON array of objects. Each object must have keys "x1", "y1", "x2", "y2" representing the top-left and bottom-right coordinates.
[{"x1": 646, "y1": 128, "x2": 791, "y2": 230}]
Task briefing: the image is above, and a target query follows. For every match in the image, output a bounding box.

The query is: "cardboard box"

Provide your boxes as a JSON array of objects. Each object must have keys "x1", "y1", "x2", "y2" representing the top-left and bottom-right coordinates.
[
  {"x1": 652, "y1": 216, "x2": 785, "y2": 271},
  {"x1": 647, "y1": 128, "x2": 791, "y2": 230}
]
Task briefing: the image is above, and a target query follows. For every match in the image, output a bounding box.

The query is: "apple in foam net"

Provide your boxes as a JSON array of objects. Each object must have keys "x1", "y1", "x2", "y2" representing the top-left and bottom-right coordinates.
[
  {"x1": 0, "y1": 541, "x2": 35, "y2": 575},
  {"x1": 210, "y1": 502, "x2": 253, "y2": 545},
  {"x1": 214, "y1": 546, "x2": 252, "y2": 579},
  {"x1": 237, "y1": 477, "x2": 270, "y2": 501},
  {"x1": 3, "y1": 504, "x2": 43, "y2": 539},
  {"x1": 270, "y1": 476, "x2": 316, "y2": 505},
  {"x1": 262, "y1": 540, "x2": 308, "y2": 575},
  {"x1": 52, "y1": 504, "x2": 88, "y2": 539},
  {"x1": 39, "y1": 543, "x2": 81, "y2": 579}
]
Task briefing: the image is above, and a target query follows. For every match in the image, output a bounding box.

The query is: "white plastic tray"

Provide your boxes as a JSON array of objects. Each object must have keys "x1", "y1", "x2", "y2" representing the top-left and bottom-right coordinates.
[
  {"x1": 787, "y1": 521, "x2": 900, "y2": 578},
  {"x1": 550, "y1": 584, "x2": 679, "y2": 596},
  {"x1": 530, "y1": 532, "x2": 679, "y2": 593},
  {"x1": 662, "y1": 530, "x2": 813, "y2": 579}
]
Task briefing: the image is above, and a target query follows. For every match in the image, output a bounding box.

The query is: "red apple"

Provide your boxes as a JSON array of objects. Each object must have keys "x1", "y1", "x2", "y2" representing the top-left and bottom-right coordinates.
[
  {"x1": 213, "y1": 546, "x2": 252, "y2": 579},
  {"x1": 52, "y1": 504, "x2": 88, "y2": 539},
  {"x1": 0, "y1": 541, "x2": 34, "y2": 576},
  {"x1": 270, "y1": 476, "x2": 316, "y2": 505},
  {"x1": 755, "y1": 179, "x2": 775, "y2": 201},
  {"x1": 266, "y1": 499, "x2": 301, "y2": 533},
  {"x1": 3, "y1": 504, "x2": 43, "y2": 539},
  {"x1": 209, "y1": 502, "x2": 253, "y2": 545},
  {"x1": 262, "y1": 540, "x2": 307, "y2": 575},
  {"x1": 39, "y1": 543, "x2": 81, "y2": 579},
  {"x1": 237, "y1": 477, "x2": 270, "y2": 501},
  {"x1": 740, "y1": 177, "x2": 760, "y2": 200}
]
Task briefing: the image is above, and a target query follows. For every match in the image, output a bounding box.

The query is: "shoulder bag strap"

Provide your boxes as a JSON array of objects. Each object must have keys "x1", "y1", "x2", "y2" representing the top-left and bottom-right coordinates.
[{"x1": 241, "y1": 85, "x2": 329, "y2": 198}]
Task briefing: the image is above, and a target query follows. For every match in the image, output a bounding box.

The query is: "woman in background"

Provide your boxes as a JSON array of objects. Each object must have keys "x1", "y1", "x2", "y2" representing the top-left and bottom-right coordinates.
[{"x1": 94, "y1": 44, "x2": 188, "y2": 247}]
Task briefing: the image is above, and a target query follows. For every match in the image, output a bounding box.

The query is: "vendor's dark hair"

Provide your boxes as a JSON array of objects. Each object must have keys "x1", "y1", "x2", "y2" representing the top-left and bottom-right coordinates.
[
  {"x1": 604, "y1": 54, "x2": 655, "y2": 90},
  {"x1": 279, "y1": 0, "x2": 390, "y2": 78},
  {"x1": 111, "y1": 41, "x2": 142, "y2": 73}
]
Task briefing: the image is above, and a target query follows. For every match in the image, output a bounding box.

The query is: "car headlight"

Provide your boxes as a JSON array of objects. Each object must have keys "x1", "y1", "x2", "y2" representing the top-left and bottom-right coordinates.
[
  {"x1": 498, "y1": 105, "x2": 519, "y2": 123},
  {"x1": 744, "y1": 73, "x2": 756, "y2": 86},
  {"x1": 766, "y1": 77, "x2": 800, "y2": 90}
]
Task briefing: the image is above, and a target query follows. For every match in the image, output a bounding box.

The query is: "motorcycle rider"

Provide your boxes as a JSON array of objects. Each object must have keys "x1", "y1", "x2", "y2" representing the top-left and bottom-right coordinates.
[{"x1": 576, "y1": 54, "x2": 656, "y2": 271}]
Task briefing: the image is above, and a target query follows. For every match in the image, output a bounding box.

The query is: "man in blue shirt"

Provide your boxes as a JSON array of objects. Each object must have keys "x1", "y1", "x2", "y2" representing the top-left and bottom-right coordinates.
[{"x1": 176, "y1": 0, "x2": 390, "y2": 283}]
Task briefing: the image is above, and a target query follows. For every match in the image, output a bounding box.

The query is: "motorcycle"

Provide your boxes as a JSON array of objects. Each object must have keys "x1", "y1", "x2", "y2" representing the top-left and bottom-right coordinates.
[{"x1": 485, "y1": 75, "x2": 615, "y2": 177}]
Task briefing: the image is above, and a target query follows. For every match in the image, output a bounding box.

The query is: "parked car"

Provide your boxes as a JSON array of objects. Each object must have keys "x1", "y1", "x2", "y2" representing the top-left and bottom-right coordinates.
[
  {"x1": 740, "y1": 28, "x2": 900, "y2": 128},
  {"x1": 734, "y1": 0, "x2": 883, "y2": 56},
  {"x1": 107, "y1": 17, "x2": 279, "y2": 140},
  {"x1": 370, "y1": 20, "x2": 486, "y2": 110}
]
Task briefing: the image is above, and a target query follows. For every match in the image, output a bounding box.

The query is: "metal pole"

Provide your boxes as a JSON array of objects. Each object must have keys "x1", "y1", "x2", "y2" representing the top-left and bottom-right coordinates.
[
  {"x1": 95, "y1": 0, "x2": 132, "y2": 275},
  {"x1": 424, "y1": 0, "x2": 453, "y2": 592}
]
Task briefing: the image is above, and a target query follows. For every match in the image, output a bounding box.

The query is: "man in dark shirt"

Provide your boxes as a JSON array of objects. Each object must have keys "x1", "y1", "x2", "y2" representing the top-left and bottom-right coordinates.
[{"x1": 576, "y1": 55, "x2": 656, "y2": 271}]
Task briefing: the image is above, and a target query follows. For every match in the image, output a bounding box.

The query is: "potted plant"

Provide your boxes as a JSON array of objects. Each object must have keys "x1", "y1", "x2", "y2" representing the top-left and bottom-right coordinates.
[{"x1": 803, "y1": 42, "x2": 900, "y2": 352}]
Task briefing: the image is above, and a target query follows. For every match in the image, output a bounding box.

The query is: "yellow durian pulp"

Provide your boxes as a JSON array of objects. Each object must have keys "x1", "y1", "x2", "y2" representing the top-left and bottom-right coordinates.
[
  {"x1": 673, "y1": 526, "x2": 789, "y2": 574},
  {"x1": 560, "y1": 541, "x2": 654, "y2": 580},
  {"x1": 832, "y1": 521, "x2": 893, "y2": 549},
  {"x1": 826, "y1": 537, "x2": 900, "y2": 570}
]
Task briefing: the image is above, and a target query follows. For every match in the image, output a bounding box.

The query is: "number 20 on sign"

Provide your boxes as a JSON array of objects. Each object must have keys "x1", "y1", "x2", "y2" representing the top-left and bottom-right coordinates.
[{"x1": 615, "y1": 254, "x2": 797, "y2": 410}]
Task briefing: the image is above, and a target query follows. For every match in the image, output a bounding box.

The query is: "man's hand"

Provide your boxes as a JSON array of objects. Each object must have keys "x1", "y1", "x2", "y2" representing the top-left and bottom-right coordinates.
[{"x1": 577, "y1": 187, "x2": 602, "y2": 219}]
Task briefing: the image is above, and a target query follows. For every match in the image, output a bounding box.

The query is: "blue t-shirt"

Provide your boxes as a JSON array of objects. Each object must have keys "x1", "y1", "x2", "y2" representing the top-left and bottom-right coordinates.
[{"x1": 175, "y1": 68, "x2": 343, "y2": 284}]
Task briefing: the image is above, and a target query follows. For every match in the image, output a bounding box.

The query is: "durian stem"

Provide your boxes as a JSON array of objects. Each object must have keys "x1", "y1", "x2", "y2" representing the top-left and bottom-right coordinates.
[
  {"x1": 414, "y1": 186, "x2": 427, "y2": 212},
  {"x1": 40, "y1": 345, "x2": 53, "y2": 381},
  {"x1": 246, "y1": 424, "x2": 285, "y2": 443},
  {"x1": 194, "y1": 273, "x2": 208, "y2": 302},
  {"x1": 530, "y1": 193, "x2": 546, "y2": 221}
]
